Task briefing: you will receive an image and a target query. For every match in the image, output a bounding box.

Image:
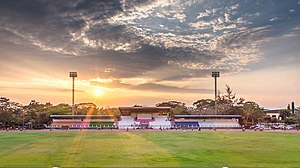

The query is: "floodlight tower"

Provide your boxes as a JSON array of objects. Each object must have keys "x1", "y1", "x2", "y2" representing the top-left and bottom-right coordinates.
[
  {"x1": 212, "y1": 71, "x2": 220, "y2": 115},
  {"x1": 69, "y1": 72, "x2": 77, "y2": 115}
]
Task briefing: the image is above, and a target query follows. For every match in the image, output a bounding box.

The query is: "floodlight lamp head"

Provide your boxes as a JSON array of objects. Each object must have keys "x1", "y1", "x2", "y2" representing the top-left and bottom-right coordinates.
[
  {"x1": 211, "y1": 71, "x2": 220, "y2": 77},
  {"x1": 69, "y1": 72, "x2": 78, "y2": 78}
]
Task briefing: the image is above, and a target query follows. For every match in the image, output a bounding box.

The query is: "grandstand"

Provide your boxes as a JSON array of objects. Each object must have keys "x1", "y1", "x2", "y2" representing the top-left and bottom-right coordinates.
[
  {"x1": 149, "y1": 116, "x2": 172, "y2": 129},
  {"x1": 50, "y1": 115, "x2": 115, "y2": 129},
  {"x1": 118, "y1": 107, "x2": 172, "y2": 129},
  {"x1": 49, "y1": 109, "x2": 241, "y2": 130},
  {"x1": 118, "y1": 116, "x2": 135, "y2": 129},
  {"x1": 174, "y1": 115, "x2": 241, "y2": 129}
]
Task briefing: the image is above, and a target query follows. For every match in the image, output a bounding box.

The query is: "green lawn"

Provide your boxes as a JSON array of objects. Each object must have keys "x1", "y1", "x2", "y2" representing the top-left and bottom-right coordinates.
[{"x1": 0, "y1": 131, "x2": 299, "y2": 168}]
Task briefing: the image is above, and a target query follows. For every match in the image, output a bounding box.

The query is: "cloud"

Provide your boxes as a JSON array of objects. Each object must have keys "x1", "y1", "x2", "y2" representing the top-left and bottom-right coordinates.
[
  {"x1": 281, "y1": 25, "x2": 300, "y2": 37},
  {"x1": 90, "y1": 80, "x2": 212, "y2": 94},
  {"x1": 269, "y1": 17, "x2": 279, "y2": 22},
  {"x1": 0, "y1": 0, "x2": 124, "y2": 54},
  {"x1": 224, "y1": 13, "x2": 231, "y2": 22},
  {"x1": 0, "y1": 86, "x2": 85, "y2": 93},
  {"x1": 0, "y1": 0, "x2": 299, "y2": 83},
  {"x1": 289, "y1": 9, "x2": 295, "y2": 13},
  {"x1": 197, "y1": 11, "x2": 209, "y2": 19},
  {"x1": 134, "y1": 83, "x2": 211, "y2": 93}
]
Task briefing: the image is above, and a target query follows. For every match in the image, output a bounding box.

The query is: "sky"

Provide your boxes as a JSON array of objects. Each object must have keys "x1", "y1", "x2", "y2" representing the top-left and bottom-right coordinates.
[{"x1": 0, "y1": 0, "x2": 300, "y2": 108}]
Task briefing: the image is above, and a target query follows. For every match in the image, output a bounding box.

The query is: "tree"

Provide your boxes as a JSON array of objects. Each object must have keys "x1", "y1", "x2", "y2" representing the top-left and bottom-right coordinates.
[
  {"x1": 0, "y1": 97, "x2": 22, "y2": 128},
  {"x1": 23, "y1": 100, "x2": 52, "y2": 128},
  {"x1": 0, "y1": 98, "x2": 10, "y2": 128},
  {"x1": 75, "y1": 102, "x2": 97, "y2": 115},
  {"x1": 240, "y1": 101, "x2": 264, "y2": 125},
  {"x1": 156, "y1": 101, "x2": 189, "y2": 116},
  {"x1": 284, "y1": 107, "x2": 300, "y2": 124},
  {"x1": 0, "y1": 108, "x2": 12, "y2": 128},
  {"x1": 296, "y1": 107, "x2": 300, "y2": 124},
  {"x1": 280, "y1": 109, "x2": 291, "y2": 120},
  {"x1": 217, "y1": 85, "x2": 245, "y2": 114},
  {"x1": 287, "y1": 104, "x2": 291, "y2": 111},
  {"x1": 223, "y1": 84, "x2": 236, "y2": 102},
  {"x1": 193, "y1": 99, "x2": 215, "y2": 114},
  {"x1": 156, "y1": 101, "x2": 186, "y2": 109},
  {"x1": 48, "y1": 103, "x2": 71, "y2": 115},
  {"x1": 193, "y1": 85, "x2": 245, "y2": 115},
  {"x1": 297, "y1": 107, "x2": 300, "y2": 114}
]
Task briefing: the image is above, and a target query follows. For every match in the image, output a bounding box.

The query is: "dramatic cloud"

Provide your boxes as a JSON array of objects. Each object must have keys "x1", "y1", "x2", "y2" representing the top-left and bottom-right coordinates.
[{"x1": 0, "y1": 0, "x2": 300, "y2": 95}]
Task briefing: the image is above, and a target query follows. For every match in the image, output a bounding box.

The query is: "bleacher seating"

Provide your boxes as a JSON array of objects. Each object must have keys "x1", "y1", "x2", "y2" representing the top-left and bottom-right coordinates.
[
  {"x1": 149, "y1": 116, "x2": 172, "y2": 129},
  {"x1": 51, "y1": 119, "x2": 115, "y2": 129},
  {"x1": 175, "y1": 122, "x2": 199, "y2": 128},
  {"x1": 118, "y1": 116, "x2": 135, "y2": 129},
  {"x1": 198, "y1": 119, "x2": 240, "y2": 128}
]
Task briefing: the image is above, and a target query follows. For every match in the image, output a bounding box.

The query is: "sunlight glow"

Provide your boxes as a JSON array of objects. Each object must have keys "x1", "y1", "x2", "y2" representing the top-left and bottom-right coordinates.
[{"x1": 94, "y1": 89, "x2": 104, "y2": 96}]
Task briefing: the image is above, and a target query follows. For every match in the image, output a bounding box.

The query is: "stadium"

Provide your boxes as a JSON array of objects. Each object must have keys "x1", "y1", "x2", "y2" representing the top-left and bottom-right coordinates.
[
  {"x1": 1, "y1": 0, "x2": 300, "y2": 167},
  {"x1": 49, "y1": 107, "x2": 241, "y2": 130}
]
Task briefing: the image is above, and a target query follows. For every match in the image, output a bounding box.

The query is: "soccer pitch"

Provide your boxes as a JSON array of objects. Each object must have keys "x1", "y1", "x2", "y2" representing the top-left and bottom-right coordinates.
[{"x1": 0, "y1": 131, "x2": 300, "y2": 168}]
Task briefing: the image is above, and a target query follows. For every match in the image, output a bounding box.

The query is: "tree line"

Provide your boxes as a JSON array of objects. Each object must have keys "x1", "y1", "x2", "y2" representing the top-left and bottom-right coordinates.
[
  {"x1": 0, "y1": 98, "x2": 120, "y2": 129},
  {"x1": 1, "y1": 85, "x2": 299, "y2": 129},
  {"x1": 155, "y1": 85, "x2": 300, "y2": 126}
]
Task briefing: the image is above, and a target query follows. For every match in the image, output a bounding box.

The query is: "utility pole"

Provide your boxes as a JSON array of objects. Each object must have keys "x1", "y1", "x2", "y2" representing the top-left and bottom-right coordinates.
[
  {"x1": 212, "y1": 71, "x2": 220, "y2": 115},
  {"x1": 69, "y1": 72, "x2": 77, "y2": 115}
]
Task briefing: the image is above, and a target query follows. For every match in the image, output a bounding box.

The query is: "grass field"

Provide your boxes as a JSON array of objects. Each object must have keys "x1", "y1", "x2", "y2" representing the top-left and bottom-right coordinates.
[{"x1": 0, "y1": 131, "x2": 300, "y2": 168}]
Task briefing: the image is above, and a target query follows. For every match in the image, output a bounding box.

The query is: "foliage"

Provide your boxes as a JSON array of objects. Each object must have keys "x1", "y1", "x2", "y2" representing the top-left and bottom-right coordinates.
[
  {"x1": 285, "y1": 107, "x2": 300, "y2": 124},
  {"x1": 48, "y1": 103, "x2": 71, "y2": 115},
  {"x1": 156, "y1": 101, "x2": 189, "y2": 115},
  {"x1": 280, "y1": 109, "x2": 291, "y2": 120},
  {"x1": 193, "y1": 85, "x2": 245, "y2": 115},
  {"x1": 240, "y1": 101, "x2": 265, "y2": 125},
  {"x1": 75, "y1": 102, "x2": 97, "y2": 115},
  {"x1": 156, "y1": 101, "x2": 186, "y2": 109},
  {"x1": 192, "y1": 85, "x2": 267, "y2": 125},
  {"x1": 0, "y1": 97, "x2": 122, "y2": 129},
  {"x1": 22, "y1": 100, "x2": 52, "y2": 128},
  {"x1": 1, "y1": 87, "x2": 295, "y2": 128},
  {"x1": 216, "y1": 85, "x2": 245, "y2": 114},
  {"x1": 0, "y1": 97, "x2": 23, "y2": 128},
  {"x1": 192, "y1": 99, "x2": 215, "y2": 114}
]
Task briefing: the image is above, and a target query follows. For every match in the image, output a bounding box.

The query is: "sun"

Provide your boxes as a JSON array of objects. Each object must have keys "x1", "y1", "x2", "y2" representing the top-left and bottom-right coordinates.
[{"x1": 94, "y1": 89, "x2": 103, "y2": 96}]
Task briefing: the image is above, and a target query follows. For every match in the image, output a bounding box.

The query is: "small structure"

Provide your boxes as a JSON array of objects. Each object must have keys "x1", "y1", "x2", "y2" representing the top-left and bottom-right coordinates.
[
  {"x1": 264, "y1": 109, "x2": 282, "y2": 120},
  {"x1": 118, "y1": 107, "x2": 172, "y2": 129}
]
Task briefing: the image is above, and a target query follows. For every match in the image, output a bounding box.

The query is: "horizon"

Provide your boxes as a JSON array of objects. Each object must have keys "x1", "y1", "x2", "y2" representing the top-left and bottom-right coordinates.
[{"x1": 1, "y1": 0, "x2": 300, "y2": 109}]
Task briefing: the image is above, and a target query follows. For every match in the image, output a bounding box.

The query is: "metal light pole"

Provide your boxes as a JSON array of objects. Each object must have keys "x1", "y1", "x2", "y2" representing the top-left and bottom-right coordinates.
[
  {"x1": 212, "y1": 71, "x2": 220, "y2": 115},
  {"x1": 69, "y1": 72, "x2": 77, "y2": 115}
]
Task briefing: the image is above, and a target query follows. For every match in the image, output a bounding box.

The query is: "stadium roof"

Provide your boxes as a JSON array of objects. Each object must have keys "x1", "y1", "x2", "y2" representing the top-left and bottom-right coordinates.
[
  {"x1": 119, "y1": 107, "x2": 171, "y2": 115},
  {"x1": 264, "y1": 109, "x2": 283, "y2": 113},
  {"x1": 174, "y1": 115, "x2": 241, "y2": 119},
  {"x1": 119, "y1": 107, "x2": 171, "y2": 110},
  {"x1": 50, "y1": 115, "x2": 114, "y2": 118}
]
